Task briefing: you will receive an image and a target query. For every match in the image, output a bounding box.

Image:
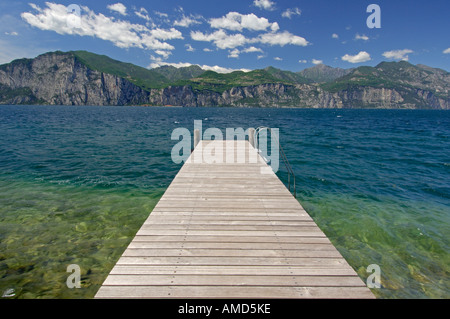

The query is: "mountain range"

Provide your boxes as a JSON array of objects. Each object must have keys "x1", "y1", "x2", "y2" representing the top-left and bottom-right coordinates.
[{"x1": 0, "y1": 50, "x2": 448, "y2": 109}]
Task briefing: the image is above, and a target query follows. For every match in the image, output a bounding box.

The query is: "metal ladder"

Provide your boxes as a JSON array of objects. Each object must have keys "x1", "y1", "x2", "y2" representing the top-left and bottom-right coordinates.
[{"x1": 253, "y1": 127, "x2": 296, "y2": 198}]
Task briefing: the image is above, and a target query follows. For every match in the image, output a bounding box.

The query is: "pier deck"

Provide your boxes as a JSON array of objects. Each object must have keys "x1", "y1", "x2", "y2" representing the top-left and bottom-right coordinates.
[{"x1": 95, "y1": 140, "x2": 374, "y2": 299}]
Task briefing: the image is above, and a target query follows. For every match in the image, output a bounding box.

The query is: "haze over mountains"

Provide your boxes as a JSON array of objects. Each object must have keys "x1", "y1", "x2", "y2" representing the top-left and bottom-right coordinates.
[{"x1": 0, "y1": 51, "x2": 448, "y2": 109}]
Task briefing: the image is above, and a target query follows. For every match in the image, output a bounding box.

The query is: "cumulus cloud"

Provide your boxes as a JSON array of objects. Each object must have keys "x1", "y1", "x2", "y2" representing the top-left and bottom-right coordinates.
[
  {"x1": 148, "y1": 61, "x2": 251, "y2": 74},
  {"x1": 154, "y1": 50, "x2": 171, "y2": 59},
  {"x1": 312, "y1": 59, "x2": 323, "y2": 65},
  {"x1": 107, "y1": 3, "x2": 127, "y2": 16},
  {"x1": 253, "y1": 0, "x2": 276, "y2": 11},
  {"x1": 242, "y1": 46, "x2": 263, "y2": 53},
  {"x1": 332, "y1": 33, "x2": 339, "y2": 39},
  {"x1": 298, "y1": 59, "x2": 307, "y2": 63},
  {"x1": 192, "y1": 29, "x2": 309, "y2": 53},
  {"x1": 191, "y1": 28, "x2": 308, "y2": 51},
  {"x1": 257, "y1": 31, "x2": 308, "y2": 47},
  {"x1": 444, "y1": 48, "x2": 450, "y2": 54},
  {"x1": 21, "y1": 3, "x2": 182, "y2": 58},
  {"x1": 209, "y1": 12, "x2": 279, "y2": 32},
  {"x1": 135, "y1": 7, "x2": 151, "y2": 21},
  {"x1": 274, "y1": 57, "x2": 282, "y2": 61},
  {"x1": 226, "y1": 46, "x2": 264, "y2": 59},
  {"x1": 154, "y1": 11, "x2": 168, "y2": 18},
  {"x1": 341, "y1": 51, "x2": 371, "y2": 63},
  {"x1": 174, "y1": 14, "x2": 203, "y2": 28},
  {"x1": 191, "y1": 29, "x2": 248, "y2": 49},
  {"x1": 282, "y1": 8, "x2": 301, "y2": 19},
  {"x1": 185, "y1": 44, "x2": 195, "y2": 52},
  {"x1": 382, "y1": 49, "x2": 413, "y2": 61},
  {"x1": 354, "y1": 33, "x2": 369, "y2": 41},
  {"x1": 148, "y1": 28, "x2": 182, "y2": 41},
  {"x1": 228, "y1": 49, "x2": 240, "y2": 58}
]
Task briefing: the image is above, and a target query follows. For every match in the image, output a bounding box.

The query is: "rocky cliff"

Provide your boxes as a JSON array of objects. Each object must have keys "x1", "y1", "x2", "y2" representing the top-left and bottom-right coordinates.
[
  {"x1": 0, "y1": 52, "x2": 151, "y2": 106},
  {"x1": 0, "y1": 51, "x2": 448, "y2": 109}
]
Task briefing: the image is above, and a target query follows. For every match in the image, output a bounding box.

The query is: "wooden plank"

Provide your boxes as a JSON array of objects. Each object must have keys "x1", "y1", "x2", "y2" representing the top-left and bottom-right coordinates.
[
  {"x1": 145, "y1": 216, "x2": 314, "y2": 221},
  {"x1": 141, "y1": 219, "x2": 318, "y2": 225},
  {"x1": 121, "y1": 248, "x2": 343, "y2": 258},
  {"x1": 135, "y1": 229, "x2": 327, "y2": 237},
  {"x1": 95, "y1": 140, "x2": 374, "y2": 299},
  {"x1": 131, "y1": 235, "x2": 333, "y2": 244},
  {"x1": 139, "y1": 224, "x2": 322, "y2": 231},
  {"x1": 149, "y1": 211, "x2": 306, "y2": 216},
  {"x1": 115, "y1": 256, "x2": 349, "y2": 267},
  {"x1": 102, "y1": 275, "x2": 366, "y2": 287},
  {"x1": 95, "y1": 286, "x2": 375, "y2": 299},
  {"x1": 126, "y1": 242, "x2": 339, "y2": 251},
  {"x1": 109, "y1": 265, "x2": 358, "y2": 276}
]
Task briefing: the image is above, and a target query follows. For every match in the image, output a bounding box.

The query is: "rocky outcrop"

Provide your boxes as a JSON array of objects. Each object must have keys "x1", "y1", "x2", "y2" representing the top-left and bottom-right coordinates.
[{"x1": 0, "y1": 52, "x2": 151, "y2": 106}]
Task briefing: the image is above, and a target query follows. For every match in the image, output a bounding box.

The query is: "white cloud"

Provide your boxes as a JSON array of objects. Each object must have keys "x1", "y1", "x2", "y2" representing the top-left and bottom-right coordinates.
[
  {"x1": 21, "y1": 3, "x2": 182, "y2": 57},
  {"x1": 154, "y1": 50, "x2": 171, "y2": 59},
  {"x1": 242, "y1": 46, "x2": 263, "y2": 53},
  {"x1": 444, "y1": 48, "x2": 450, "y2": 54},
  {"x1": 185, "y1": 44, "x2": 195, "y2": 52},
  {"x1": 148, "y1": 28, "x2": 183, "y2": 41},
  {"x1": 148, "y1": 61, "x2": 251, "y2": 74},
  {"x1": 107, "y1": 3, "x2": 127, "y2": 16},
  {"x1": 257, "y1": 31, "x2": 308, "y2": 47},
  {"x1": 342, "y1": 51, "x2": 371, "y2": 63},
  {"x1": 227, "y1": 46, "x2": 263, "y2": 58},
  {"x1": 174, "y1": 14, "x2": 202, "y2": 28},
  {"x1": 203, "y1": 65, "x2": 252, "y2": 73},
  {"x1": 332, "y1": 33, "x2": 339, "y2": 39},
  {"x1": 355, "y1": 33, "x2": 369, "y2": 41},
  {"x1": 312, "y1": 59, "x2": 323, "y2": 65},
  {"x1": 203, "y1": 48, "x2": 213, "y2": 52},
  {"x1": 135, "y1": 8, "x2": 151, "y2": 21},
  {"x1": 191, "y1": 28, "x2": 308, "y2": 51},
  {"x1": 4, "y1": 31, "x2": 19, "y2": 36},
  {"x1": 382, "y1": 49, "x2": 413, "y2": 61},
  {"x1": 191, "y1": 29, "x2": 248, "y2": 49},
  {"x1": 228, "y1": 49, "x2": 240, "y2": 58},
  {"x1": 253, "y1": 0, "x2": 276, "y2": 11},
  {"x1": 28, "y1": 3, "x2": 41, "y2": 12},
  {"x1": 154, "y1": 11, "x2": 168, "y2": 18},
  {"x1": 209, "y1": 12, "x2": 279, "y2": 32},
  {"x1": 298, "y1": 59, "x2": 307, "y2": 63},
  {"x1": 282, "y1": 8, "x2": 301, "y2": 19},
  {"x1": 274, "y1": 57, "x2": 282, "y2": 61}
]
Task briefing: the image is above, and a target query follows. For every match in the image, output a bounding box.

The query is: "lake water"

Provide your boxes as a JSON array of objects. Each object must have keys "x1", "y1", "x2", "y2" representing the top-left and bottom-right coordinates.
[{"x1": 0, "y1": 105, "x2": 449, "y2": 299}]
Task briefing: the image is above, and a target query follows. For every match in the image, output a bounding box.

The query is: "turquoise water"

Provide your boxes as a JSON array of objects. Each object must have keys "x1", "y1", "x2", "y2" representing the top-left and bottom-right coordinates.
[{"x1": 0, "y1": 105, "x2": 449, "y2": 298}]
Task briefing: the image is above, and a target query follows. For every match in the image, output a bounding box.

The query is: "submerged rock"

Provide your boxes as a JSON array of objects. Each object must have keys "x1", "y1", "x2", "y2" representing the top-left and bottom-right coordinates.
[
  {"x1": 75, "y1": 222, "x2": 88, "y2": 233},
  {"x1": 2, "y1": 288, "x2": 16, "y2": 298}
]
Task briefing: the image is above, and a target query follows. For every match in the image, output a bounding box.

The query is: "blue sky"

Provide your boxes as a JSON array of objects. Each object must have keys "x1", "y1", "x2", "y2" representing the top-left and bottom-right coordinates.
[{"x1": 1, "y1": 0, "x2": 449, "y2": 72}]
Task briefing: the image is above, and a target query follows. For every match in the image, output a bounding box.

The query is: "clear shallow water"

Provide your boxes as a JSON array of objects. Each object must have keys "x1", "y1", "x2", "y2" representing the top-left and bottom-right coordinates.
[{"x1": 0, "y1": 105, "x2": 449, "y2": 298}]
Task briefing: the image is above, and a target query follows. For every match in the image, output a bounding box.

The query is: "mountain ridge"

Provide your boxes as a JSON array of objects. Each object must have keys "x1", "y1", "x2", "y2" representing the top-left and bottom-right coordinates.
[
  {"x1": 0, "y1": 51, "x2": 448, "y2": 109},
  {"x1": 298, "y1": 64, "x2": 354, "y2": 83}
]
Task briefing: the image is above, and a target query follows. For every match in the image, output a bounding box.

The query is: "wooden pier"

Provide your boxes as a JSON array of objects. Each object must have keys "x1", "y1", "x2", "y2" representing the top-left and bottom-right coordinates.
[{"x1": 95, "y1": 140, "x2": 374, "y2": 299}]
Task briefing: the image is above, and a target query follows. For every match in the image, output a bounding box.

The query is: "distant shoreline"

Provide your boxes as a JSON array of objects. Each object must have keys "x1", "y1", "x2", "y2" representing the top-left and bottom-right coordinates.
[{"x1": 1, "y1": 104, "x2": 449, "y2": 110}]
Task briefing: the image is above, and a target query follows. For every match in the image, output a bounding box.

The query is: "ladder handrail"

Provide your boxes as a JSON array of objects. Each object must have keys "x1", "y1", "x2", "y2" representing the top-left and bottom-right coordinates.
[{"x1": 253, "y1": 127, "x2": 296, "y2": 198}]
